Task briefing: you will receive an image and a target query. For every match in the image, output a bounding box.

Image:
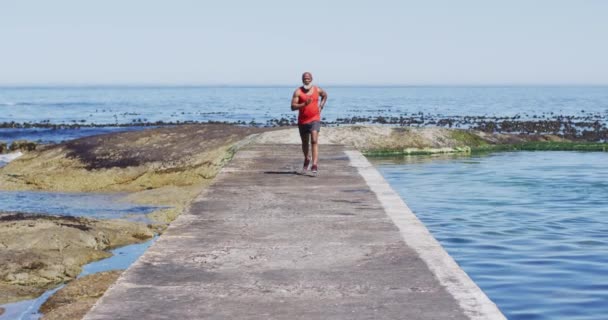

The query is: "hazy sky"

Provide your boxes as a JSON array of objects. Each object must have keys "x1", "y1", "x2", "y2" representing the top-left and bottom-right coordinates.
[{"x1": 1, "y1": 0, "x2": 607, "y2": 85}]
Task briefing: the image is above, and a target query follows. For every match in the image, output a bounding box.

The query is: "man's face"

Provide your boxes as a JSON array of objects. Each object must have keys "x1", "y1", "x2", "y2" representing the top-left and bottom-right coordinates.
[{"x1": 302, "y1": 73, "x2": 313, "y2": 85}]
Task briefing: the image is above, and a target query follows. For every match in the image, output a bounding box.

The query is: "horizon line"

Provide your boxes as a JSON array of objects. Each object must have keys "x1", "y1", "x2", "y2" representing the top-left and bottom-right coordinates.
[{"x1": 2, "y1": 82, "x2": 608, "y2": 88}]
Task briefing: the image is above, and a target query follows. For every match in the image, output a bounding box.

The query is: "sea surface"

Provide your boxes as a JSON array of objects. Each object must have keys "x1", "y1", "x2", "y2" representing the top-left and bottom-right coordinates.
[
  {"x1": 373, "y1": 151, "x2": 608, "y2": 320},
  {"x1": 1, "y1": 86, "x2": 608, "y2": 143}
]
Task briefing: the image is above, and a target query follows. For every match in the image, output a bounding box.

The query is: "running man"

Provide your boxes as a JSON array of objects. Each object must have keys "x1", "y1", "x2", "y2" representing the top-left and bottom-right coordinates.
[{"x1": 291, "y1": 72, "x2": 328, "y2": 174}]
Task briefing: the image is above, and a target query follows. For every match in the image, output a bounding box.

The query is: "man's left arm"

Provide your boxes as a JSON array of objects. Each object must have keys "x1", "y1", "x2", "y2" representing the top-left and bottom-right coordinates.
[{"x1": 318, "y1": 87, "x2": 328, "y2": 111}]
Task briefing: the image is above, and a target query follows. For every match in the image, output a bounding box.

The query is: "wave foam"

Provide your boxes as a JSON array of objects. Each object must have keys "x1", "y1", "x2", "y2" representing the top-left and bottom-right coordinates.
[{"x1": 0, "y1": 151, "x2": 23, "y2": 167}]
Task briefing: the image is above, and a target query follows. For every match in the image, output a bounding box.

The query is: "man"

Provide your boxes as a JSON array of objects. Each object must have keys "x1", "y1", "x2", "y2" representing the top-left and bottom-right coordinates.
[{"x1": 291, "y1": 72, "x2": 328, "y2": 174}]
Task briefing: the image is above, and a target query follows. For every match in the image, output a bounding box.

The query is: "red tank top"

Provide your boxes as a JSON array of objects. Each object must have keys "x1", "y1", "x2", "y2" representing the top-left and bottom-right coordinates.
[{"x1": 297, "y1": 86, "x2": 321, "y2": 124}]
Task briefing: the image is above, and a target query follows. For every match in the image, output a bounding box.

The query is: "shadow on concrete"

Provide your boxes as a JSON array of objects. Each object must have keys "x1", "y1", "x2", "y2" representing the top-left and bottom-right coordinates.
[
  {"x1": 263, "y1": 171, "x2": 317, "y2": 178},
  {"x1": 263, "y1": 171, "x2": 299, "y2": 175}
]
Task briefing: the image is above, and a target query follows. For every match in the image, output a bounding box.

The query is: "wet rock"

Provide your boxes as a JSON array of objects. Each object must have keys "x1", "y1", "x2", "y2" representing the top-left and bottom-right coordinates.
[
  {"x1": 0, "y1": 124, "x2": 265, "y2": 192},
  {"x1": 9, "y1": 140, "x2": 37, "y2": 152},
  {"x1": 0, "y1": 282, "x2": 47, "y2": 303},
  {"x1": 0, "y1": 141, "x2": 7, "y2": 154},
  {"x1": 0, "y1": 212, "x2": 154, "y2": 304},
  {"x1": 40, "y1": 271, "x2": 122, "y2": 320}
]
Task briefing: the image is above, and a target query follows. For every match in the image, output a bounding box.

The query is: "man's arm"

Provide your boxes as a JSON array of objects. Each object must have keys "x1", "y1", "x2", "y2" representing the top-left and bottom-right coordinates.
[
  {"x1": 318, "y1": 87, "x2": 328, "y2": 110},
  {"x1": 291, "y1": 89, "x2": 310, "y2": 111}
]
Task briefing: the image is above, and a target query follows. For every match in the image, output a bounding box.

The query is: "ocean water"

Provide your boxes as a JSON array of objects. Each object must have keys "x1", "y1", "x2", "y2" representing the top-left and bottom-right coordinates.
[
  {"x1": 373, "y1": 151, "x2": 608, "y2": 320},
  {"x1": 1, "y1": 86, "x2": 607, "y2": 122},
  {"x1": 1, "y1": 86, "x2": 607, "y2": 143}
]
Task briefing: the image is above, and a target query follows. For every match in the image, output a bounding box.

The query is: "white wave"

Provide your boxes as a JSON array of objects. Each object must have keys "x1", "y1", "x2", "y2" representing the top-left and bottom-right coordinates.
[{"x1": 0, "y1": 151, "x2": 23, "y2": 166}]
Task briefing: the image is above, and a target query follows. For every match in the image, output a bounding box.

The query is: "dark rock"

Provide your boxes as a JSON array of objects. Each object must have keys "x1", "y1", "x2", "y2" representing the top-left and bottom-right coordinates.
[
  {"x1": 62, "y1": 124, "x2": 263, "y2": 170},
  {"x1": 9, "y1": 140, "x2": 37, "y2": 152}
]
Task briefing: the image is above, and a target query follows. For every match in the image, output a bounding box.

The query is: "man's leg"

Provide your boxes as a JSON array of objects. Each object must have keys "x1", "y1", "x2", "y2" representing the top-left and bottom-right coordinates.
[
  {"x1": 300, "y1": 131, "x2": 310, "y2": 169},
  {"x1": 311, "y1": 130, "x2": 319, "y2": 166},
  {"x1": 301, "y1": 133, "x2": 310, "y2": 158}
]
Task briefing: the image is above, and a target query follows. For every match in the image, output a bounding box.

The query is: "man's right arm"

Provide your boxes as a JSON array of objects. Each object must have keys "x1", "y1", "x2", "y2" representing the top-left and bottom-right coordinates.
[{"x1": 291, "y1": 89, "x2": 308, "y2": 111}]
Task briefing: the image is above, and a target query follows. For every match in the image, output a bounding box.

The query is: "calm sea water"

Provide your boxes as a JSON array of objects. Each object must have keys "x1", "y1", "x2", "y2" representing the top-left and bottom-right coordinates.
[
  {"x1": 1, "y1": 86, "x2": 607, "y2": 143},
  {"x1": 373, "y1": 151, "x2": 608, "y2": 320},
  {"x1": 1, "y1": 86, "x2": 608, "y2": 124}
]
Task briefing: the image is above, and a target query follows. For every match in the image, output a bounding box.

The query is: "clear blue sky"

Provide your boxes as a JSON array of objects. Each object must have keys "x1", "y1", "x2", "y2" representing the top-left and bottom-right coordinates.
[{"x1": 1, "y1": 0, "x2": 607, "y2": 85}]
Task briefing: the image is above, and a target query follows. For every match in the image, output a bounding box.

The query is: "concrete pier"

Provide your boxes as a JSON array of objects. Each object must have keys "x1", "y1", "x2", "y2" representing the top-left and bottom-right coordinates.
[{"x1": 85, "y1": 144, "x2": 504, "y2": 319}]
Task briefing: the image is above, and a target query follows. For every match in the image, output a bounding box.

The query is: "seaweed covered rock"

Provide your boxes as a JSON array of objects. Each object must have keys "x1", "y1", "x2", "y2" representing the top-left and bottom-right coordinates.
[{"x1": 9, "y1": 140, "x2": 37, "y2": 152}]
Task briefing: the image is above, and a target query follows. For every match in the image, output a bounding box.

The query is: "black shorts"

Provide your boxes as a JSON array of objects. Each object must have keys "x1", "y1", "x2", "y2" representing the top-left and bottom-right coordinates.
[{"x1": 298, "y1": 121, "x2": 321, "y2": 136}]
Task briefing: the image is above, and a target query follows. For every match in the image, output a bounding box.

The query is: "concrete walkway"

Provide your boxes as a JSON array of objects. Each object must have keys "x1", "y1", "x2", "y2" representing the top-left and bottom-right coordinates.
[{"x1": 85, "y1": 144, "x2": 504, "y2": 320}]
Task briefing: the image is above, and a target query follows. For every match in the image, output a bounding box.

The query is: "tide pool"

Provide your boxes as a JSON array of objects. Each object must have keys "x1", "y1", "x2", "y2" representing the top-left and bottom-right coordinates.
[
  {"x1": 373, "y1": 151, "x2": 608, "y2": 320},
  {"x1": 0, "y1": 190, "x2": 162, "y2": 318},
  {"x1": 0, "y1": 238, "x2": 156, "y2": 320},
  {"x1": 0, "y1": 191, "x2": 163, "y2": 222},
  {"x1": 0, "y1": 126, "x2": 155, "y2": 144}
]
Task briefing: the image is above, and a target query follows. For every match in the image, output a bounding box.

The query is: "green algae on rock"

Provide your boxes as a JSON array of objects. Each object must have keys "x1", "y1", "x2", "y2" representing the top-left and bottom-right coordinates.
[{"x1": 470, "y1": 141, "x2": 608, "y2": 153}]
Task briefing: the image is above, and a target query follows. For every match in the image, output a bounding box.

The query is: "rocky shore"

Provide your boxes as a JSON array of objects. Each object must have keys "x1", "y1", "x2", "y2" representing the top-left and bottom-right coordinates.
[
  {"x1": 1, "y1": 124, "x2": 605, "y2": 224},
  {"x1": 0, "y1": 123, "x2": 606, "y2": 318},
  {"x1": 0, "y1": 124, "x2": 267, "y2": 318},
  {"x1": 0, "y1": 212, "x2": 154, "y2": 305},
  {"x1": 39, "y1": 271, "x2": 122, "y2": 320},
  {"x1": 0, "y1": 124, "x2": 266, "y2": 223}
]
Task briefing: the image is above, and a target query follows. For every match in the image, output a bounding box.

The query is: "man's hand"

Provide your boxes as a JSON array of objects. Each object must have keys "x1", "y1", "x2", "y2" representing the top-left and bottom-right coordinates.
[{"x1": 318, "y1": 87, "x2": 328, "y2": 111}]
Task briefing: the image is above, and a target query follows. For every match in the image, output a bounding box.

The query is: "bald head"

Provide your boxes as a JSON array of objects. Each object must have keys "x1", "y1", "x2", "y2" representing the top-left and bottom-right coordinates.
[{"x1": 301, "y1": 72, "x2": 313, "y2": 88}]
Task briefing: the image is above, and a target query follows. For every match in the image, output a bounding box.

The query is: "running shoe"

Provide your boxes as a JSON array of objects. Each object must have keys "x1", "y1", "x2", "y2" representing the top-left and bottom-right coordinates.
[{"x1": 311, "y1": 164, "x2": 318, "y2": 174}]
